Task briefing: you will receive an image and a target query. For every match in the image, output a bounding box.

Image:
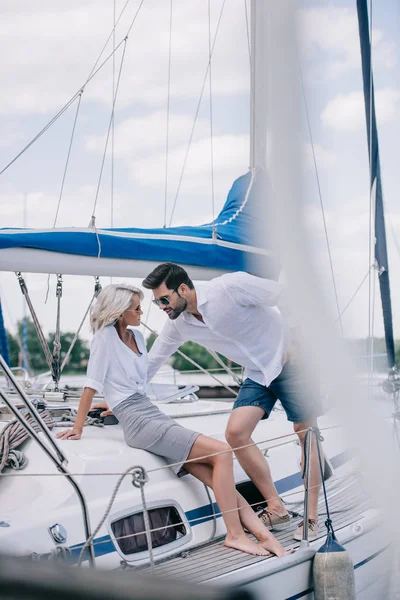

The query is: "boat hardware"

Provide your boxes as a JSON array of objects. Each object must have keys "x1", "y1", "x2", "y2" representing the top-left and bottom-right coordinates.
[{"x1": 0, "y1": 355, "x2": 95, "y2": 567}]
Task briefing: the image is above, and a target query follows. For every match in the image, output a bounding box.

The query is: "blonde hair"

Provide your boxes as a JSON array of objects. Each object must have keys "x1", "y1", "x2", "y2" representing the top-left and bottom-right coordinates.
[{"x1": 90, "y1": 284, "x2": 144, "y2": 333}]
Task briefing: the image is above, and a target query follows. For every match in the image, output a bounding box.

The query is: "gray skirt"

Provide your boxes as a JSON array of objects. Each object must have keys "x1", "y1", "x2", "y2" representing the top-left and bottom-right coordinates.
[{"x1": 113, "y1": 393, "x2": 201, "y2": 475}]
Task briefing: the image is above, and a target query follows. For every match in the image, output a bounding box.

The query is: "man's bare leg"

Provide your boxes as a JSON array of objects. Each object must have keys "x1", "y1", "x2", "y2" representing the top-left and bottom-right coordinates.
[
  {"x1": 225, "y1": 406, "x2": 288, "y2": 516},
  {"x1": 294, "y1": 420, "x2": 322, "y2": 522}
]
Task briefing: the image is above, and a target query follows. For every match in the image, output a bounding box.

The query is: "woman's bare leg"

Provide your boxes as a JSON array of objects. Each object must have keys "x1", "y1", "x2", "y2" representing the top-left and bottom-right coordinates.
[
  {"x1": 186, "y1": 460, "x2": 291, "y2": 557},
  {"x1": 234, "y1": 491, "x2": 294, "y2": 556}
]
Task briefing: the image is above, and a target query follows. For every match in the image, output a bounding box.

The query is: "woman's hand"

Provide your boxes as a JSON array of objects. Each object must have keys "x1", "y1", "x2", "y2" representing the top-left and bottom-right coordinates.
[
  {"x1": 56, "y1": 427, "x2": 83, "y2": 440},
  {"x1": 92, "y1": 401, "x2": 113, "y2": 417}
]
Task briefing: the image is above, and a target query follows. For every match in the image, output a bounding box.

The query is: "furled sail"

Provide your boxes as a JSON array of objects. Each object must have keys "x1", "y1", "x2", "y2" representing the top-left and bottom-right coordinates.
[
  {"x1": 0, "y1": 170, "x2": 277, "y2": 280},
  {"x1": 357, "y1": 0, "x2": 396, "y2": 369}
]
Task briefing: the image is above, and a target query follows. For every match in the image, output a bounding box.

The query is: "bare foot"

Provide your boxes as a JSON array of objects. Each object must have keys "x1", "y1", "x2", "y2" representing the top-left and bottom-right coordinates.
[
  {"x1": 257, "y1": 534, "x2": 295, "y2": 557},
  {"x1": 224, "y1": 534, "x2": 269, "y2": 556}
]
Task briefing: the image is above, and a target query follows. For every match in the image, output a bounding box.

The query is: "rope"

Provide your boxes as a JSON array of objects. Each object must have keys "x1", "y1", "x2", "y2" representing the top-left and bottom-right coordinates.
[
  {"x1": 65, "y1": 475, "x2": 347, "y2": 556},
  {"x1": 314, "y1": 426, "x2": 336, "y2": 537},
  {"x1": 203, "y1": 483, "x2": 217, "y2": 540},
  {"x1": 168, "y1": 0, "x2": 226, "y2": 226},
  {"x1": 54, "y1": 408, "x2": 104, "y2": 429},
  {"x1": 0, "y1": 410, "x2": 54, "y2": 473},
  {"x1": 77, "y1": 464, "x2": 151, "y2": 567},
  {"x1": 0, "y1": 425, "x2": 344, "y2": 478},
  {"x1": 132, "y1": 466, "x2": 154, "y2": 569}
]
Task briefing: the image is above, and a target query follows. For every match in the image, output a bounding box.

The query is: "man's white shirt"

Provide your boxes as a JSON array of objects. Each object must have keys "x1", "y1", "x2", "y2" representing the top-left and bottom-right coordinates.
[{"x1": 147, "y1": 272, "x2": 292, "y2": 387}]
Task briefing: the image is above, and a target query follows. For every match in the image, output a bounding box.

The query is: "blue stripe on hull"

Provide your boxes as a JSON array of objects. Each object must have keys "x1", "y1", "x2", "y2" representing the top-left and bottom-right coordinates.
[{"x1": 73, "y1": 450, "x2": 351, "y2": 561}]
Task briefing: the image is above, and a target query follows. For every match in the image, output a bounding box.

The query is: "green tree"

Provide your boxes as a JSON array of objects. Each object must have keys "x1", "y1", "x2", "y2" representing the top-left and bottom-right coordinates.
[
  {"x1": 145, "y1": 332, "x2": 239, "y2": 373},
  {"x1": 16, "y1": 317, "x2": 48, "y2": 372},
  {"x1": 6, "y1": 331, "x2": 20, "y2": 367},
  {"x1": 146, "y1": 332, "x2": 157, "y2": 352},
  {"x1": 9, "y1": 318, "x2": 90, "y2": 374},
  {"x1": 171, "y1": 341, "x2": 239, "y2": 372}
]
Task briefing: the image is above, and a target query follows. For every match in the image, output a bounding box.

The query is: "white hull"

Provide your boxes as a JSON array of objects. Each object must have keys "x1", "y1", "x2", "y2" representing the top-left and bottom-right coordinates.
[{"x1": 0, "y1": 393, "x2": 390, "y2": 598}]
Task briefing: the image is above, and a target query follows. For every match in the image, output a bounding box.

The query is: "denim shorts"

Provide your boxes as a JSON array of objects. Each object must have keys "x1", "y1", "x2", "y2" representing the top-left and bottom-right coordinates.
[{"x1": 233, "y1": 361, "x2": 322, "y2": 423}]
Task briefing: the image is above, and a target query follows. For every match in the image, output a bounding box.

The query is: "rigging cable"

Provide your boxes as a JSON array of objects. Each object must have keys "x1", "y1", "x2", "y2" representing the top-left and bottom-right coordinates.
[
  {"x1": 168, "y1": 0, "x2": 227, "y2": 226},
  {"x1": 44, "y1": 92, "x2": 84, "y2": 304},
  {"x1": 208, "y1": 0, "x2": 215, "y2": 225},
  {"x1": 60, "y1": 277, "x2": 102, "y2": 374},
  {"x1": 111, "y1": 0, "x2": 117, "y2": 232},
  {"x1": 164, "y1": 0, "x2": 173, "y2": 228},
  {"x1": 334, "y1": 265, "x2": 373, "y2": 324},
  {"x1": 54, "y1": 93, "x2": 84, "y2": 228},
  {"x1": 141, "y1": 321, "x2": 238, "y2": 397},
  {"x1": 0, "y1": 0, "x2": 145, "y2": 177},
  {"x1": 300, "y1": 71, "x2": 343, "y2": 336},
  {"x1": 244, "y1": 0, "x2": 251, "y2": 68},
  {"x1": 91, "y1": 39, "x2": 129, "y2": 227}
]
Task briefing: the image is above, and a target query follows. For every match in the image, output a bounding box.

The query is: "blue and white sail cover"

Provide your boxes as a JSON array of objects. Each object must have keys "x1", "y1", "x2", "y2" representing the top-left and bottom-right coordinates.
[{"x1": 0, "y1": 170, "x2": 277, "y2": 279}]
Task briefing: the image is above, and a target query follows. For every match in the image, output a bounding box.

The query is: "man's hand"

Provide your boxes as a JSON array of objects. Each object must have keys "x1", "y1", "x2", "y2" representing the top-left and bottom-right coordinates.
[{"x1": 92, "y1": 401, "x2": 113, "y2": 417}]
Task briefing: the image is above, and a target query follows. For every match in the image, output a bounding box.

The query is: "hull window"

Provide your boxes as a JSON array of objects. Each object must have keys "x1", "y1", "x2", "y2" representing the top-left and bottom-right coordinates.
[{"x1": 111, "y1": 506, "x2": 186, "y2": 556}]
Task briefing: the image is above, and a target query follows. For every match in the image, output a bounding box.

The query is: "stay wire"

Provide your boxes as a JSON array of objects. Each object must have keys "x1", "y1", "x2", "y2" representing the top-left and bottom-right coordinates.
[
  {"x1": 208, "y1": 0, "x2": 215, "y2": 224},
  {"x1": 0, "y1": 0, "x2": 145, "y2": 177},
  {"x1": 334, "y1": 265, "x2": 373, "y2": 324},
  {"x1": 168, "y1": 0, "x2": 226, "y2": 226},
  {"x1": 111, "y1": 0, "x2": 117, "y2": 231},
  {"x1": 244, "y1": 0, "x2": 251, "y2": 68},
  {"x1": 44, "y1": 92, "x2": 84, "y2": 304},
  {"x1": 91, "y1": 39, "x2": 128, "y2": 219},
  {"x1": 53, "y1": 93, "x2": 83, "y2": 228},
  {"x1": 300, "y1": 70, "x2": 343, "y2": 336},
  {"x1": 164, "y1": 0, "x2": 173, "y2": 228}
]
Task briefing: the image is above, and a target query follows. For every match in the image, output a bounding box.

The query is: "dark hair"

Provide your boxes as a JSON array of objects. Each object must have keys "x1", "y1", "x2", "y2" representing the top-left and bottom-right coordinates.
[{"x1": 142, "y1": 263, "x2": 194, "y2": 291}]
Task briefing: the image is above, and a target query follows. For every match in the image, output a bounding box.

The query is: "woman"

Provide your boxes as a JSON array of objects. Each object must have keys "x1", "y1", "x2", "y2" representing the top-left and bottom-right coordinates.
[{"x1": 57, "y1": 284, "x2": 290, "y2": 557}]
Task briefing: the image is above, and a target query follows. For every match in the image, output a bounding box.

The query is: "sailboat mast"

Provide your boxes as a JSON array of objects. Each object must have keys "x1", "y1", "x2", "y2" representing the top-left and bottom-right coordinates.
[{"x1": 357, "y1": 0, "x2": 396, "y2": 370}]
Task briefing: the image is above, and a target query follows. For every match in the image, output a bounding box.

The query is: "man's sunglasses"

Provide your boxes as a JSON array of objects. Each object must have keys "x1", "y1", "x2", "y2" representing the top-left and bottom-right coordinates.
[{"x1": 152, "y1": 288, "x2": 179, "y2": 307}]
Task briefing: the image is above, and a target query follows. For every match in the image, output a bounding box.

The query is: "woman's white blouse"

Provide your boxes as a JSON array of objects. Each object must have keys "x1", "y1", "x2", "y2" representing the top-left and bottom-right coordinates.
[{"x1": 84, "y1": 326, "x2": 148, "y2": 410}]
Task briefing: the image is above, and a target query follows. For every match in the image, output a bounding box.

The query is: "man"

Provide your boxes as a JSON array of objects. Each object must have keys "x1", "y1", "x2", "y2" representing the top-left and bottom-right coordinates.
[{"x1": 143, "y1": 262, "x2": 323, "y2": 542}]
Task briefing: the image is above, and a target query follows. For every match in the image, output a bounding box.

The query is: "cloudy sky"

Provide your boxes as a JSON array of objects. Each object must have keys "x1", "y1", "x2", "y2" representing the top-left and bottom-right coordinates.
[{"x1": 0, "y1": 0, "x2": 399, "y2": 345}]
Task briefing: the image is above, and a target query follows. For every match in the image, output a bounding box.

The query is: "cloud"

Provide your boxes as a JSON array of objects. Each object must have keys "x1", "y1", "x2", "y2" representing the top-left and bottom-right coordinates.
[
  {"x1": 321, "y1": 89, "x2": 400, "y2": 131},
  {"x1": 0, "y1": 0, "x2": 250, "y2": 117},
  {"x1": 128, "y1": 133, "x2": 248, "y2": 188},
  {"x1": 301, "y1": 6, "x2": 397, "y2": 80},
  {"x1": 85, "y1": 112, "x2": 211, "y2": 159},
  {"x1": 303, "y1": 142, "x2": 337, "y2": 170}
]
